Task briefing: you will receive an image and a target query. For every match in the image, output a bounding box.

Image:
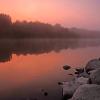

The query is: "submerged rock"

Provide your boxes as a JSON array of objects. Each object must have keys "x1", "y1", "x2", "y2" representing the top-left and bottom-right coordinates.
[
  {"x1": 44, "y1": 92, "x2": 48, "y2": 96},
  {"x1": 61, "y1": 58, "x2": 100, "y2": 100},
  {"x1": 61, "y1": 77, "x2": 88, "y2": 99},
  {"x1": 90, "y1": 68, "x2": 100, "y2": 85},
  {"x1": 63, "y1": 65, "x2": 71, "y2": 70},
  {"x1": 71, "y1": 84, "x2": 100, "y2": 100},
  {"x1": 58, "y1": 82, "x2": 63, "y2": 85},
  {"x1": 75, "y1": 68, "x2": 84, "y2": 73},
  {"x1": 41, "y1": 89, "x2": 48, "y2": 97},
  {"x1": 85, "y1": 58, "x2": 100, "y2": 72}
]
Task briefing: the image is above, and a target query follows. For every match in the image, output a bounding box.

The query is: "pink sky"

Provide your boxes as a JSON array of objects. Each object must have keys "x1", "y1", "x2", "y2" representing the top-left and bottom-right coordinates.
[{"x1": 0, "y1": 0, "x2": 100, "y2": 30}]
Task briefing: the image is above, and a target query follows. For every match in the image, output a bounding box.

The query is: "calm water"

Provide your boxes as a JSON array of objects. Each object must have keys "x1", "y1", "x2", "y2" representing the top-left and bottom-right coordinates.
[{"x1": 0, "y1": 39, "x2": 100, "y2": 100}]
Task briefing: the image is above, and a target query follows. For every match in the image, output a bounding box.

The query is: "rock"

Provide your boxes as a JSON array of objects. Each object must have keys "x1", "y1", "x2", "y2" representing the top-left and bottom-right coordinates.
[
  {"x1": 44, "y1": 92, "x2": 48, "y2": 96},
  {"x1": 85, "y1": 58, "x2": 100, "y2": 72},
  {"x1": 63, "y1": 65, "x2": 71, "y2": 70},
  {"x1": 75, "y1": 68, "x2": 84, "y2": 73},
  {"x1": 61, "y1": 81, "x2": 77, "y2": 100},
  {"x1": 71, "y1": 84, "x2": 100, "y2": 100},
  {"x1": 74, "y1": 71, "x2": 79, "y2": 75},
  {"x1": 41, "y1": 89, "x2": 48, "y2": 97},
  {"x1": 90, "y1": 68, "x2": 100, "y2": 85},
  {"x1": 74, "y1": 68, "x2": 89, "y2": 78},
  {"x1": 58, "y1": 82, "x2": 63, "y2": 85},
  {"x1": 77, "y1": 71, "x2": 89, "y2": 78},
  {"x1": 75, "y1": 77, "x2": 89, "y2": 84},
  {"x1": 74, "y1": 67, "x2": 89, "y2": 78},
  {"x1": 61, "y1": 77, "x2": 88, "y2": 99}
]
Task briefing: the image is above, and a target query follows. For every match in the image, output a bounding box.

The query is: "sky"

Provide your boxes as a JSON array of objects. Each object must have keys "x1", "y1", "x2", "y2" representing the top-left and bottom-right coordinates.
[{"x1": 0, "y1": 0, "x2": 100, "y2": 30}]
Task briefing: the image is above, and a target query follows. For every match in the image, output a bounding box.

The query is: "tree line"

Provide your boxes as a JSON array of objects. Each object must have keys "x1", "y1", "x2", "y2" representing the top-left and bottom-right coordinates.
[{"x1": 0, "y1": 14, "x2": 79, "y2": 39}]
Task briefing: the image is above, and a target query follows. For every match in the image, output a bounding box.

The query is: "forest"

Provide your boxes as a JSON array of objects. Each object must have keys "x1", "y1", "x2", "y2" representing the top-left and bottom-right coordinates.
[{"x1": 0, "y1": 14, "x2": 79, "y2": 39}]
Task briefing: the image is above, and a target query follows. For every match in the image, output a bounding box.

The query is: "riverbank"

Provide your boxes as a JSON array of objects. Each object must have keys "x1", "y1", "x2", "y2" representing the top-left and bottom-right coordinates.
[{"x1": 61, "y1": 58, "x2": 100, "y2": 100}]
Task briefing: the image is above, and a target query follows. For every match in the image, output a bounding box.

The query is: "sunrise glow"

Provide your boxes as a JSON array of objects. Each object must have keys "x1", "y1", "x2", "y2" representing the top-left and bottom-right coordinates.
[{"x1": 0, "y1": 0, "x2": 100, "y2": 30}]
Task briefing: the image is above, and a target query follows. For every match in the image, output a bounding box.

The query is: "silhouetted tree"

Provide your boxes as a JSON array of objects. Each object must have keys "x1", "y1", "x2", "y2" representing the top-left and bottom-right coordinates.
[
  {"x1": 0, "y1": 14, "x2": 12, "y2": 38},
  {"x1": 0, "y1": 13, "x2": 79, "y2": 39}
]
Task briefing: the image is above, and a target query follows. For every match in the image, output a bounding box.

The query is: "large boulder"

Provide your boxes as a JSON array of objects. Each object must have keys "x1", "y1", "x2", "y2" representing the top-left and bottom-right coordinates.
[
  {"x1": 75, "y1": 68, "x2": 89, "y2": 78},
  {"x1": 75, "y1": 68, "x2": 84, "y2": 74},
  {"x1": 85, "y1": 58, "x2": 100, "y2": 72},
  {"x1": 90, "y1": 69, "x2": 100, "y2": 85},
  {"x1": 76, "y1": 77, "x2": 89, "y2": 84},
  {"x1": 77, "y1": 71, "x2": 89, "y2": 78},
  {"x1": 71, "y1": 84, "x2": 100, "y2": 100},
  {"x1": 61, "y1": 77, "x2": 88, "y2": 99}
]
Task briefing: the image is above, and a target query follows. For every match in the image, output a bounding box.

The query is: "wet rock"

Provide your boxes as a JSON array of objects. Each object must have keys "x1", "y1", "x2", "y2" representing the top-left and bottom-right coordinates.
[
  {"x1": 61, "y1": 58, "x2": 100, "y2": 100},
  {"x1": 58, "y1": 82, "x2": 63, "y2": 85},
  {"x1": 74, "y1": 71, "x2": 79, "y2": 75},
  {"x1": 41, "y1": 89, "x2": 48, "y2": 97},
  {"x1": 75, "y1": 68, "x2": 84, "y2": 73},
  {"x1": 71, "y1": 84, "x2": 100, "y2": 100},
  {"x1": 77, "y1": 71, "x2": 89, "y2": 78},
  {"x1": 62, "y1": 94, "x2": 72, "y2": 100},
  {"x1": 63, "y1": 65, "x2": 71, "y2": 70},
  {"x1": 75, "y1": 68, "x2": 89, "y2": 78},
  {"x1": 61, "y1": 77, "x2": 88, "y2": 99},
  {"x1": 85, "y1": 58, "x2": 100, "y2": 72},
  {"x1": 44, "y1": 92, "x2": 48, "y2": 96},
  {"x1": 90, "y1": 68, "x2": 100, "y2": 85},
  {"x1": 75, "y1": 77, "x2": 89, "y2": 84}
]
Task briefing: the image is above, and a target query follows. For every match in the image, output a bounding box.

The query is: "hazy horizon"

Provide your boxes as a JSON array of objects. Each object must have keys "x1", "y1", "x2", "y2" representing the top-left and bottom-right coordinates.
[{"x1": 0, "y1": 0, "x2": 100, "y2": 31}]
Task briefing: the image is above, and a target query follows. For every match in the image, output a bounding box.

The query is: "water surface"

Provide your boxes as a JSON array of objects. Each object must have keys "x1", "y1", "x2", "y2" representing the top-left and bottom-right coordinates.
[{"x1": 0, "y1": 39, "x2": 100, "y2": 100}]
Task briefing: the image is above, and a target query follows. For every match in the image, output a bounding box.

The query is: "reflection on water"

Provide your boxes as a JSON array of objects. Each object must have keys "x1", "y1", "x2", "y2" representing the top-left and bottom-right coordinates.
[
  {"x1": 0, "y1": 39, "x2": 100, "y2": 100},
  {"x1": 0, "y1": 39, "x2": 100, "y2": 62}
]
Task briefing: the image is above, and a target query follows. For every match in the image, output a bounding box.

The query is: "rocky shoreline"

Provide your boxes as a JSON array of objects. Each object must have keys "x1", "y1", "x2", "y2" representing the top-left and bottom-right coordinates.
[{"x1": 61, "y1": 58, "x2": 100, "y2": 100}]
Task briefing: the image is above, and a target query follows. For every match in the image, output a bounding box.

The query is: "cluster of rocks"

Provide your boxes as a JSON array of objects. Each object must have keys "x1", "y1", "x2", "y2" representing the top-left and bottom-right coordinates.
[{"x1": 61, "y1": 58, "x2": 100, "y2": 100}]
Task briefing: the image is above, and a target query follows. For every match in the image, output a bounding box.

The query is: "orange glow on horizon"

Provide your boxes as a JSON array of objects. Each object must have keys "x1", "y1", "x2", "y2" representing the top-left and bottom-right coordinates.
[{"x1": 0, "y1": 0, "x2": 100, "y2": 30}]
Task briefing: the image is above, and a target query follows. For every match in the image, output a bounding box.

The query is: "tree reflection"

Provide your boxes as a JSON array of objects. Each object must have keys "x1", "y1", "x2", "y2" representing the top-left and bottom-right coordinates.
[{"x1": 0, "y1": 39, "x2": 100, "y2": 62}]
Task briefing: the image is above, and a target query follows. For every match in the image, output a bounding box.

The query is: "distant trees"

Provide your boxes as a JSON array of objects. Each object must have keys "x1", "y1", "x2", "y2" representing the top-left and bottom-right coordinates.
[
  {"x1": 0, "y1": 13, "x2": 79, "y2": 39},
  {"x1": 0, "y1": 14, "x2": 12, "y2": 38}
]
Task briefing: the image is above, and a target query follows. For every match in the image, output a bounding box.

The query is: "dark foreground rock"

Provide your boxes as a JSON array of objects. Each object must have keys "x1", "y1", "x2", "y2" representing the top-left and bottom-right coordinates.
[
  {"x1": 71, "y1": 84, "x2": 100, "y2": 100},
  {"x1": 63, "y1": 65, "x2": 71, "y2": 70},
  {"x1": 90, "y1": 68, "x2": 100, "y2": 85},
  {"x1": 61, "y1": 77, "x2": 88, "y2": 99},
  {"x1": 85, "y1": 58, "x2": 100, "y2": 72},
  {"x1": 61, "y1": 58, "x2": 100, "y2": 100}
]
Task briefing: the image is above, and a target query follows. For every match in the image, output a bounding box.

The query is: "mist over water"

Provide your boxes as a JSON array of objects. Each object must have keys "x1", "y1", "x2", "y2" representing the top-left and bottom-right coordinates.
[
  {"x1": 0, "y1": 39, "x2": 100, "y2": 62},
  {"x1": 0, "y1": 0, "x2": 100, "y2": 99},
  {"x1": 0, "y1": 39, "x2": 100, "y2": 100}
]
